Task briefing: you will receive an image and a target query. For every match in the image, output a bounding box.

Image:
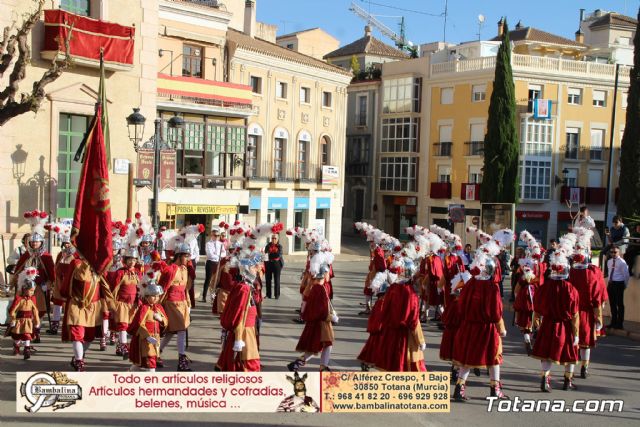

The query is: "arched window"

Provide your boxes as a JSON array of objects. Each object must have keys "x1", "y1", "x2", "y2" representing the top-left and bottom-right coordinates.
[
  {"x1": 273, "y1": 127, "x2": 289, "y2": 179},
  {"x1": 247, "y1": 123, "x2": 263, "y2": 178},
  {"x1": 298, "y1": 130, "x2": 311, "y2": 180},
  {"x1": 320, "y1": 135, "x2": 331, "y2": 166}
]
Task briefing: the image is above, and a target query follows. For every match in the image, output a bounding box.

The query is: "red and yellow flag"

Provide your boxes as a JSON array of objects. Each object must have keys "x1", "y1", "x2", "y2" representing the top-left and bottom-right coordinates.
[{"x1": 71, "y1": 104, "x2": 113, "y2": 275}]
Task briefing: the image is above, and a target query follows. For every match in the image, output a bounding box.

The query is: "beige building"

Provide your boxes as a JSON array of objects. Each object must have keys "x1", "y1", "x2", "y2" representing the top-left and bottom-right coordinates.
[
  {"x1": 227, "y1": 10, "x2": 352, "y2": 253},
  {"x1": 0, "y1": 0, "x2": 156, "y2": 255},
  {"x1": 276, "y1": 27, "x2": 340, "y2": 60},
  {"x1": 155, "y1": 0, "x2": 351, "y2": 254}
]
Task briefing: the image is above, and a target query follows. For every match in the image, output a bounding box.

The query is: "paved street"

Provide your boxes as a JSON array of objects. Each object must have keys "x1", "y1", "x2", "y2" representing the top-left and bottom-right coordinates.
[{"x1": 2, "y1": 241, "x2": 640, "y2": 426}]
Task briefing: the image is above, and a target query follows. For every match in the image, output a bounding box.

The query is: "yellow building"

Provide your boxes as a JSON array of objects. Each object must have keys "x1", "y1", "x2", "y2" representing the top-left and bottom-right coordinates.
[
  {"x1": 276, "y1": 27, "x2": 340, "y2": 61},
  {"x1": 0, "y1": 0, "x2": 155, "y2": 253},
  {"x1": 421, "y1": 18, "x2": 632, "y2": 245}
]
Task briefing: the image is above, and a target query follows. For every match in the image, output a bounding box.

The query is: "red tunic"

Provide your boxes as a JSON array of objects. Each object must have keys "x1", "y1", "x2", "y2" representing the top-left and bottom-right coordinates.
[
  {"x1": 453, "y1": 277, "x2": 504, "y2": 368},
  {"x1": 14, "y1": 251, "x2": 55, "y2": 314},
  {"x1": 216, "y1": 283, "x2": 260, "y2": 371},
  {"x1": 439, "y1": 296, "x2": 461, "y2": 361},
  {"x1": 426, "y1": 256, "x2": 444, "y2": 305},
  {"x1": 365, "y1": 248, "x2": 386, "y2": 296},
  {"x1": 377, "y1": 281, "x2": 425, "y2": 371},
  {"x1": 357, "y1": 294, "x2": 386, "y2": 365},
  {"x1": 531, "y1": 278, "x2": 579, "y2": 364},
  {"x1": 295, "y1": 283, "x2": 332, "y2": 354},
  {"x1": 53, "y1": 253, "x2": 76, "y2": 305},
  {"x1": 569, "y1": 266, "x2": 604, "y2": 348}
]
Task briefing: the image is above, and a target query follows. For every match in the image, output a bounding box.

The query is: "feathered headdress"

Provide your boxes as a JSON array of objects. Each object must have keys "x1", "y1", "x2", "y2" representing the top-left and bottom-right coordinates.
[
  {"x1": 467, "y1": 226, "x2": 492, "y2": 244},
  {"x1": 429, "y1": 224, "x2": 463, "y2": 251},
  {"x1": 18, "y1": 266, "x2": 38, "y2": 290},
  {"x1": 23, "y1": 210, "x2": 49, "y2": 240}
]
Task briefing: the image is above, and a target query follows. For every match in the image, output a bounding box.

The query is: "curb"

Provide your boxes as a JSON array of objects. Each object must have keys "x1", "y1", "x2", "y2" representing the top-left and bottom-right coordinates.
[{"x1": 605, "y1": 327, "x2": 640, "y2": 342}]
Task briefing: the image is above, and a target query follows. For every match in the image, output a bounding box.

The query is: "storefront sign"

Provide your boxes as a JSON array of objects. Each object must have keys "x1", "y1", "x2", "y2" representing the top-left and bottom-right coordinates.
[
  {"x1": 321, "y1": 166, "x2": 339, "y2": 185},
  {"x1": 174, "y1": 205, "x2": 238, "y2": 215},
  {"x1": 268, "y1": 197, "x2": 288, "y2": 210},
  {"x1": 516, "y1": 211, "x2": 550, "y2": 220},
  {"x1": 393, "y1": 197, "x2": 417, "y2": 206},
  {"x1": 160, "y1": 150, "x2": 176, "y2": 190},
  {"x1": 113, "y1": 158, "x2": 130, "y2": 175},
  {"x1": 316, "y1": 197, "x2": 331, "y2": 209},
  {"x1": 136, "y1": 149, "x2": 155, "y2": 189},
  {"x1": 294, "y1": 197, "x2": 309, "y2": 209}
]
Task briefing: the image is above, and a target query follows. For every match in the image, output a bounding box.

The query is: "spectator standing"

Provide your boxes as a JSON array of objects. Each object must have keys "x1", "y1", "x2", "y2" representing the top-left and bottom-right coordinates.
[
  {"x1": 264, "y1": 234, "x2": 283, "y2": 299},
  {"x1": 203, "y1": 228, "x2": 226, "y2": 303},
  {"x1": 603, "y1": 216, "x2": 630, "y2": 275},
  {"x1": 461, "y1": 244, "x2": 473, "y2": 269},
  {"x1": 606, "y1": 246, "x2": 629, "y2": 330}
]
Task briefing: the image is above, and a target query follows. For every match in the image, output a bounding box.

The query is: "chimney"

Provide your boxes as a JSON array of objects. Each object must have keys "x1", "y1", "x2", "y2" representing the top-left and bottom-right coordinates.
[
  {"x1": 575, "y1": 8, "x2": 585, "y2": 43},
  {"x1": 364, "y1": 25, "x2": 372, "y2": 37},
  {"x1": 497, "y1": 17, "x2": 505, "y2": 37},
  {"x1": 579, "y1": 8, "x2": 585, "y2": 22},
  {"x1": 515, "y1": 20, "x2": 523, "y2": 30},
  {"x1": 244, "y1": 0, "x2": 256, "y2": 38}
]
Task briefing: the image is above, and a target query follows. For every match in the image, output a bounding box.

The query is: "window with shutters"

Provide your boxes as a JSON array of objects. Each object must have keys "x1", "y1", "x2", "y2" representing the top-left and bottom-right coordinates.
[
  {"x1": 568, "y1": 87, "x2": 582, "y2": 105},
  {"x1": 472, "y1": 84, "x2": 486, "y2": 102},
  {"x1": 565, "y1": 128, "x2": 580, "y2": 160},
  {"x1": 592, "y1": 90, "x2": 606, "y2": 107},
  {"x1": 590, "y1": 129, "x2": 605, "y2": 160}
]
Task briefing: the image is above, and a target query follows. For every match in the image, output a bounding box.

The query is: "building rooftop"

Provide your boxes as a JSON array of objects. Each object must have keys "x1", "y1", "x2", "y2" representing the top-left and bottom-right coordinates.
[
  {"x1": 227, "y1": 29, "x2": 351, "y2": 76},
  {"x1": 324, "y1": 33, "x2": 408, "y2": 60},
  {"x1": 491, "y1": 26, "x2": 585, "y2": 48},
  {"x1": 588, "y1": 12, "x2": 637, "y2": 29},
  {"x1": 276, "y1": 27, "x2": 320, "y2": 39}
]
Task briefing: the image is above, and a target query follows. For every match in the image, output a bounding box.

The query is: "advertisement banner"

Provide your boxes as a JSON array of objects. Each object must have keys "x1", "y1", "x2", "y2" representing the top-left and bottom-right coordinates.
[
  {"x1": 160, "y1": 150, "x2": 177, "y2": 190},
  {"x1": 136, "y1": 149, "x2": 155, "y2": 189},
  {"x1": 16, "y1": 372, "x2": 449, "y2": 414},
  {"x1": 174, "y1": 205, "x2": 238, "y2": 215},
  {"x1": 322, "y1": 166, "x2": 339, "y2": 185}
]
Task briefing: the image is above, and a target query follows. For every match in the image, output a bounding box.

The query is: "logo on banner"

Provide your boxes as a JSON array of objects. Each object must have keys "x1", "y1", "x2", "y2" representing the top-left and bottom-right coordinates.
[
  {"x1": 533, "y1": 99, "x2": 552, "y2": 119},
  {"x1": 465, "y1": 184, "x2": 476, "y2": 201},
  {"x1": 277, "y1": 372, "x2": 320, "y2": 413},
  {"x1": 160, "y1": 150, "x2": 177, "y2": 190},
  {"x1": 20, "y1": 372, "x2": 82, "y2": 412}
]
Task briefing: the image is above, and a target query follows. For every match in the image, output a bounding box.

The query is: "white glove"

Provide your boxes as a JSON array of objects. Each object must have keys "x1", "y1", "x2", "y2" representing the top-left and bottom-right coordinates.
[
  {"x1": 331, "y1": 314, "x2": 339, "y2": 323},
  {"x1": 232, "y1": 340, "x2": 245, "y2": 352},
  {"x1": 40, "y1": 283, "x2": 47, "y2": 291},
  {"x1": 153, "y1": 312, "x2": 164, "y2": 322},
  {"x1": 10, "y1": 321, "x2": 16, "y2": 328},
  {"x1": 437, "y1": 287, "x2": 443, "y2": 295},
  {"x1": 500, "y1": 330, "x2": 507, "y2": 338},
  {"x1": 419, "y1": 342, "x2": 426, "y2": 351},
  {"x1": 146, "y1": 336, "x2": 158, "y2": 345},
  {"x1": 187, "y1": 307, "x2": 191, "y2": 315},
  {"x1": 573, "y1": 336, "x2": 580, "y2": 347},
  {"x1": 595, "y1": 321, "x2": 603, "y2": 331}
]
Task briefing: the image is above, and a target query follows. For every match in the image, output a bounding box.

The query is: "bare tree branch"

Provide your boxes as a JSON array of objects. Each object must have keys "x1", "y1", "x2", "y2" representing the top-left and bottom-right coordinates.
[{"x1": 0, "y1": 0, "x2": 73, "y2": 127}]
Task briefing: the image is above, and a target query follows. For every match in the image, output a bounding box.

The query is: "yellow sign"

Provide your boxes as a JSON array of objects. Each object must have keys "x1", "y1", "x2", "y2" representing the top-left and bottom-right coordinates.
[
  {"x1": 321, "y1": 372, "x2": 450, "y2": 413},
  {"x1": 174, "y1": 205, "x2": 238, "y2": 215}
]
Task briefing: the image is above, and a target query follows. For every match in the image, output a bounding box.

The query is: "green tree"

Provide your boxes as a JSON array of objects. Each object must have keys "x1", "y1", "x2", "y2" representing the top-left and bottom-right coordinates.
[
  {"x1": 618, "y1": 8, "x2": 640, "y2": 218},
  {"x1": 350, "y1": 55, "x2": 360, "y2": 77},
  {"x1": 480, "y1": 19, "x2": 519, "y2": 203}
]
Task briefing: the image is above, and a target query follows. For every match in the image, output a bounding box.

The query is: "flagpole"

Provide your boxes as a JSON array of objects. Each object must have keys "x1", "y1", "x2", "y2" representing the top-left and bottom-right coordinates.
[{"x1": 152, "y1": 118, "x2": 162, "y2": 231}]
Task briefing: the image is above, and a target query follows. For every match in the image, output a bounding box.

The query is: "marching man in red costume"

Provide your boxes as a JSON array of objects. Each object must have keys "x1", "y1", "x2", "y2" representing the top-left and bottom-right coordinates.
[
  {"x1": 288, "y1": 250, "x2": 337, "y2": 372},
  {"x1": 452, "y1": 229, "x2": 512, "y2": 402},
  {"x1": 569, "y1": 227, "x2": 605, "y2": 379},
  {"x1": 377, "y1": 253, "x2": 427, "y2": 372},
  {"x1": 158, "y1": 239, "x2": 193, "y2": 371},
  {"x1": 357, "y1": 270, "x2": 391, "y2": 371},
  {"x1": 531, "y1": 234, "x2": 580, "y2": 392},
  {"x1": 128, "y1": 279, "x2": 168, "y2": 372},
  {"x1": 12, "y1": 210, "x2": 55, "y2": 343},
  {"x1": 60, "y1": 257, "x2": 106, "y2": 371},
  {"x1": 108, "y1": 246, "x2": 142, "y2": 360},
  {"x1": 354, "y1": 222, "x2": 387, "y2": 316},
  {"x1": 8, "y1": 268, "x2": 40, "y2": 359},
  {"x1": 419, "y1": 233, "x2": 445, "y2": 323},
  {"x1": 216, "y1": 250, "x2": 262, "y2": 372},
  {"x1": 440, "y1": 270, "x2": 472, "y2": 383},
  {"x1": 48, "y1": 223, "x2": 75, "y2": 336},
  {"x1": 513, "y1": 231, "x2": 544, "y2": 355}
]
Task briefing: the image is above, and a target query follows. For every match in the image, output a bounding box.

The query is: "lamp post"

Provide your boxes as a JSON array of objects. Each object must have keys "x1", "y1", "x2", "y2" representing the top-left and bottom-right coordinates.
[
  {"x1": 11, "y1": 144, "x2": 28, "y2": 183},
  {"x1": 126, "y1": 109, "x2": 184, "y2": 230}
]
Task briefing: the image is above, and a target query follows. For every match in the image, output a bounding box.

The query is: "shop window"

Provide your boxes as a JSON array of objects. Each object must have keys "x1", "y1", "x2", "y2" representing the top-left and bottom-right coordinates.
[{"x1": 60, "y1": 0, "x2": 90, "y2": 16}]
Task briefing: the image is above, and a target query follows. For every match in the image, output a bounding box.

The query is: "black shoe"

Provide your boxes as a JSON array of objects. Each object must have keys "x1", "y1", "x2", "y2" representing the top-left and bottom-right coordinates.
[
  {"x1": 360, "y1": 363, "x2": 370, "y2": 372},
  {"x1": 292, "y1": 318, "x2": 304, "y2": 324},
  {"x1": 33, "y1": 336, "x2": 41, "y2": 344},
  {"x1": 287, "y1": 358, "x2": 304, "y2": 372},
  {"x1": 490, "y1": 382, "x2": 508, "y2": 399},
  {"x1": 452, "y1": 384, "x2": 468, "y2": 402},
  {"x1": 563, "y1": 376, "x2": 577, "y2": 391},
  {"x1": 580, "y1": 365, "x2": 589, "y2": 379},
  {"x1": 540, "y1": 375, "x2": 551, "y2": 392},
  {"x1": 450, "y1": 366, "x2": 458, "y2": 384},
  {"x1": 525, "y1": 341, "x2": 532, "y2": 356},
  {"x1": 266, "y1": 296, "x2": 272, "y2": 299},
  {"x1": 473, "y1": 368, "x2": 481, "y2": 377}
]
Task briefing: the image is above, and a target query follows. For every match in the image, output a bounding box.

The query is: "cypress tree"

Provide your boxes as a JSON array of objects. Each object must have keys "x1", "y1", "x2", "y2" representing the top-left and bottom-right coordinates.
[
  {"x1": 480, "y1": 19, "x2": 520, "y2": 203},
  {"x1": 618, "y1": 8, "x2": 640, "y2": 218}
]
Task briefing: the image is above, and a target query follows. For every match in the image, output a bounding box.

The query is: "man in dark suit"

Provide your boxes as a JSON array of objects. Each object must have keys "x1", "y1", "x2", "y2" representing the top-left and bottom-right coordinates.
[{"x1": 264, "y1": 234, "x2": 283, "y2": 299}]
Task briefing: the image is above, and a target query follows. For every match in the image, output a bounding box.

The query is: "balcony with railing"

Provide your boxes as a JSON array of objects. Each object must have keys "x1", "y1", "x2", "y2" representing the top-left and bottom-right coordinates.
[
  {"x1": 465, "y1": 141, "x2": 484, "y2": 156},
  {"x1": 433, "y1": 142, "x2": 453, "y2": 157},
  {"x1": 248, "y1": 161, "x2": 339, "y2": 186},
  {"x1": 460, "y1": 183, "x2": 481, "y2": 200},
  {"x1": 560, "y1": 186, "x2": 586, "y2": 203},
  {"x1": 431, "y1": 53, "x2": 630, "y2": 82},
  {"x1": 559, "y1": 145, "x2": 610, "y2": 162},
  {"x1": 585, "y1": 187, "x2": 607, "y2": 205}
]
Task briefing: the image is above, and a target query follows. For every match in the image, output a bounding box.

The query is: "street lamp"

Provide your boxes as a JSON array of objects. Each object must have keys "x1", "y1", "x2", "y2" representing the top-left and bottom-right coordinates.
[
  {"x1": 11, "y1": 144, "x2": 28, "y2": 183},
  {"x1": 125, "y1": 109, "x2": 184, "y2": 230}
]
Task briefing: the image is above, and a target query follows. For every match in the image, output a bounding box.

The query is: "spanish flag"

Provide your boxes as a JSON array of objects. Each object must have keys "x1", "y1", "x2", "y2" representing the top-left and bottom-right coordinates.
[{"x1": 71, "y1": 103, "x2": 113, "y2": 275}]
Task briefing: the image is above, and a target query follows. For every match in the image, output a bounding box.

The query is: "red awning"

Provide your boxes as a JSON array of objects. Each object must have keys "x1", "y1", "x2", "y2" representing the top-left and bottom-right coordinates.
[{"x1": 43, "y1": 10, "x2": 135, "y2": 67}]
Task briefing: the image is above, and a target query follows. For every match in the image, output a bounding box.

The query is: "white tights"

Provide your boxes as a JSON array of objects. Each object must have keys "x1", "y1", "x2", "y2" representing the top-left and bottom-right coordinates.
[
  {"x1": 102, "y1": 319, "x2": 109, "y2": 335},
  {"x1": 580, "y1": 348, "x2": 591, "y2": 365},
  {"x1": 300, "y1": 346, "x2": 332, "y2": 367},
  {"x1": 160, "y1": 331, "x2": 187, "y2": 355},
  {"x1": 73, "y1": 341, "x2": 84, "y2": 360},
  {"x1": 119, "y1": 331, "x2": 128, "y2": 345},
  {"x1": 489, "y1": 365, "x2": 500, "y2": 382},
  {"x1": 458, "y1": 367, "x2": 471, "y2": 382}
]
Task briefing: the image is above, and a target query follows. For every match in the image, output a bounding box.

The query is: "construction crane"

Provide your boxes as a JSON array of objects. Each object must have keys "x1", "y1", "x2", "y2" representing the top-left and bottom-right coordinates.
[{"x1": 349, "y1": 1, "x2": 418, "y2": 57}]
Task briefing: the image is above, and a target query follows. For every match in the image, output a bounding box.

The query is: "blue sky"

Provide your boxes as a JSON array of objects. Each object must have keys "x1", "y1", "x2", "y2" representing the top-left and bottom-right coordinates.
[{"x1": 257, "y1": 0, "x2": 638, "y2": 46}]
